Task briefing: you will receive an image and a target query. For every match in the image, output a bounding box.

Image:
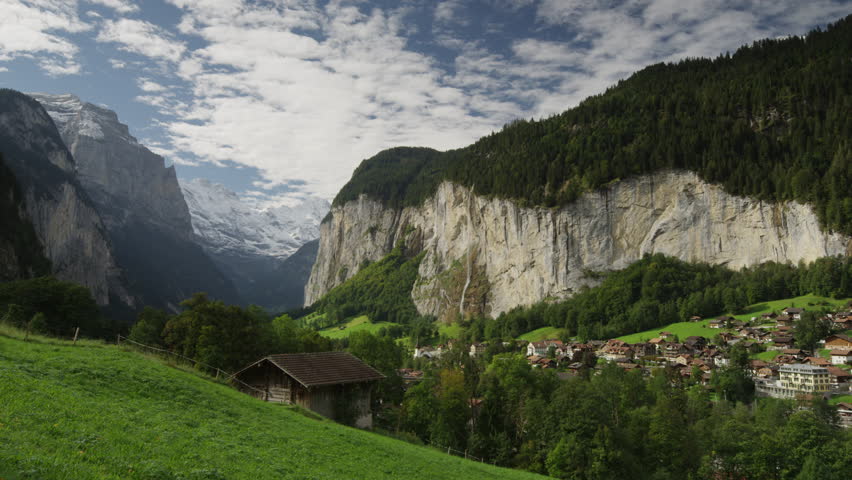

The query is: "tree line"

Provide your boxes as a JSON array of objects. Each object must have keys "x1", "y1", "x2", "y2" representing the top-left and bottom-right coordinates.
[
  {"x1": 396, "y1": 348, "x2": 850, "y2": 479},
  {"x1": 335, "y1": 16, "x2": 852, "y2": 235},
  {"x1": 457, "y1": 254, "x2": 852, "y2": 343}
]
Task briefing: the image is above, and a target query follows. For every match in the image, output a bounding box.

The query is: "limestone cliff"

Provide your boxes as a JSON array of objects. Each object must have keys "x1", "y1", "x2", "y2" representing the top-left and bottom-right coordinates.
[
  {"x1": 0, "y1": 90, "x2": 132, "y2": 306},
  {"x1": 306, "y1": 171, "x2": 851, "y2": 320}
]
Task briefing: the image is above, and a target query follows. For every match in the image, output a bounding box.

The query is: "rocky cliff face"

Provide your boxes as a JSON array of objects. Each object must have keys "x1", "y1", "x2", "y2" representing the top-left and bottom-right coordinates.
[
  {"x1": 306, "y1": 171, "x2": 851, "y2": 320},
  {"x1": 0, "y1": 90, "x2": 132, "y2": 306},
  {"x1": 29, "y1": 93, "x2": 240, "y2": 310}
]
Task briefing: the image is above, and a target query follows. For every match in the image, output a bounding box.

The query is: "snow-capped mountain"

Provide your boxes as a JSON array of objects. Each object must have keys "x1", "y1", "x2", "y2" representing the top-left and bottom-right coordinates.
[
  {"x1": 181, "y1": 178, "x2": 329, "y2": 260},
  {"x1": 180, "y1": 179, "x2": 329, "y2": 311}
]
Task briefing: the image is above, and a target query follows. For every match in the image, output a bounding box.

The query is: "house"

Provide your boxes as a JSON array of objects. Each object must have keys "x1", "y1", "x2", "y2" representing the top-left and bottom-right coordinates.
[
  {"x1": 802, "y1": 356, "x2": 831, "y2": 367},
  {"x1": 781, "y1": 348, "x2": 805, "y2": 359},
  {"x1": 648, "y1": 337, "x2": 667, "y2": 353},
  {"x1": 469, "y1": 343, "x2": 487, "y2": 357},
  {"x1": 830, "y1": 350, "x2": 852, "y2": 365},
  {"x1": 413, "y1": 346, "x2": 442, "y2": 359},
  {"x1": 775, "y1": 315, "x2": 794, "y2": 328},
  {"x1": 232, "y1": 352, "x2": 384, "y2": 428},
  {"x1": 832, "y1": 317, "x2": 852, "y2": 330},
  {"x1": 684, "y1": 336, "x2": 708, "y2": 349},
  {"x1": 601, "y1": 345, "x2": 635, "y2": 362},
  {"x1": 826, "y1": 366, "x2": 852, "y2": 387},
  {"x1": 689, "y1": 316, "x2": 703, "y2": 322},
  {"x1": 782, "y1": 307, "x2": 805, "y2": 319},
  {"x1": 836, "y1": 402, "x2": 852, "y2": 429},
  {"x1": 659, "y1": 331, "x2": 674, "y2": 339},
  {"x1": 760, "y1": 312, "x2": 778, "y2": 321},
  {"x1": 770, "y1": 336, "x2": 795, "y2": 350},
  {"x1": 526, "y1": 339, "x2": 564, "y2": 357},
  {"x1": 631, "y1": 342, "x2": 658, "y2": 357},
  {"x1": 825, "y1": 334, "x2": 852, "y2": 350}
]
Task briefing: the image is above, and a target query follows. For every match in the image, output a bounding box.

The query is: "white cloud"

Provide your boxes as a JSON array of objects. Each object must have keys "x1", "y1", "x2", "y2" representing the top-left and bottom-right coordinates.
[
  {"x1": 96, "y1": 18, "x2": 186, "y2": 63},
  {"x1": 108, "y1": 58, "x2": 126, "y2": 69},
  {"x1": 0, "y1": 0, "x2": 90, "y2": 75},
  {"x1": 0, "y1": 66, "x2": 8, "y2": 72},
  {"x1": 138, "y1": 78, "x2": 167, "y2": 92},
  {"x1": 86, "y1": 0, "x2": 139, "y2": 14}
]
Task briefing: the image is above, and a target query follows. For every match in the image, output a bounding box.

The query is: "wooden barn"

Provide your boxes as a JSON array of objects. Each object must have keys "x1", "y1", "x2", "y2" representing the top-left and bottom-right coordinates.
[{"x1": 232, "y1": 352, "x2": 384, "y2": 428}]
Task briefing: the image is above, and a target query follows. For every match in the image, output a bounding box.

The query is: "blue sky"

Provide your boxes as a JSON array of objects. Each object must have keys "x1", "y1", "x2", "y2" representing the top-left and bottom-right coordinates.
[{"x1": 0, "y1": 0, "x2": 849, "y2": 206}]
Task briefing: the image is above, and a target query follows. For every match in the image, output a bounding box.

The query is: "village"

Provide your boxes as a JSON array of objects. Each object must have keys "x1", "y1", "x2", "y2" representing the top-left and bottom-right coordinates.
[{"x1": 408, "y1": 305, "x2": 852, "y2": 428}]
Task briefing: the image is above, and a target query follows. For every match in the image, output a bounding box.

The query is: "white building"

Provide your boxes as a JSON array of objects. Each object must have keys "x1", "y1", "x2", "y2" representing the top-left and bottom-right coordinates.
[
  {"x1": 830, "y1": 350, "x2": 852, "y2": 365},
  {"x1": 756, "y1": 364, "x2": 830, "y2": 399}
]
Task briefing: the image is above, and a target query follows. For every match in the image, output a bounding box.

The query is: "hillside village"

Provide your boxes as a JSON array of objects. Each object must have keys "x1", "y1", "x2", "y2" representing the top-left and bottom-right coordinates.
[{"x1": 410, "y1": 304, "x2": 852, "y2": 428}]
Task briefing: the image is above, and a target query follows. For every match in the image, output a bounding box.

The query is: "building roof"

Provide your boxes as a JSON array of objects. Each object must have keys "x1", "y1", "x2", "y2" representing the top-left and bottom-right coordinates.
[
  {"x1": 779, "y1": 364, "x2": 829, "y2": 374},
  {"x1": 237, "y1": 352, "x2": 385, "y2": 388}
]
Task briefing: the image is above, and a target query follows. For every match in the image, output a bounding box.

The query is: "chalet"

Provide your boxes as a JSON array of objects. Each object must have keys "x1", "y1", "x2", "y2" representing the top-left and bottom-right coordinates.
[
  {"x1": 760, "y1": 312, "x2": 778, "y2": 321},
  {"x1": 781, "y1": 348, "x2": 805, "y2": 359},
  {"x1": 469, "y1": 343, "x2": 487, "y2": 357},
  {"x1": 770, "y1": 336, "x2": 795, "y2": 350},
  {"x1": 826, "y1": 366, "x2": 852, "y2": 387},
  {"x1": 397, "y1": 368, "x2": 424, "y2": 387},
  {"x1": 601, "y1": 345, "x2": 634, "y2": 362},
  {"x1": 782, "y1": 307, "x2": 805, "y2": 319},
  {"x1": 802, "y1": 356, "x2": 831, "y2": 367},
  {"x1": 414, "y1": 346, "x2": 443, "y2": 359},
  {"x1": 648, "y1": 337, "x2": 667, "y2": 351},
  {"x1": 659, "y1": 331, "x2": 674, "y2": 339},
  {"x1": 708, "y1": 319, "x2": 724, "y2": 329},
  {"x1": 833, "y1": 317, "x2": 852, "y2": 330},
  {"x1": 664, "y1": 343, "x2": 690, "y2": 358},
  {"x1": 684, "y1": 336, "x2": 708, "y2": 349},
  {"x1": 837, "y1": 402, "x2": 852, "y2": 429},
  {"x1": 631, "y1": 342, "x2": 658, "y2": 357},
  {"x1": 689, "y1": 316, "x2": 703, "y2": 322},
  {"x1": 233, "y1": 352, "x2": 384, "y2": 428},
  {"x1": 775, "y1": 315, "x2": 794, "y2": 328},
  {"x1": 830, "y1": 350, "x2": 852, "y2": 365},
  {"x1": 825, "y1": 334, "x2": 852, "y2": 350},
  {"x1": 775, "y1": 354, "x2": 798, "y2": 364}
]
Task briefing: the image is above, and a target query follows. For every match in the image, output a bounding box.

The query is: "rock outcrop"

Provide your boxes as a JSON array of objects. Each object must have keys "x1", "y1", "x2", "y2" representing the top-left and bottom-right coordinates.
[
  {"x1": 29, "y1": 93, "x2": 240, "y2": 311},
  {"x1": 0, "y1": 90, "x2": 132, "y2": 306},
  {"x1": 306, "y1": 171, "x2": 851, "y2": 320}
]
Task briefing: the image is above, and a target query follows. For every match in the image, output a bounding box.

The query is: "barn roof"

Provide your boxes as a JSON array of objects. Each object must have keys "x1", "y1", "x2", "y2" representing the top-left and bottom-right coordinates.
[{"x1": 236, "y1": 352, "x2": 385, "y2": 388}]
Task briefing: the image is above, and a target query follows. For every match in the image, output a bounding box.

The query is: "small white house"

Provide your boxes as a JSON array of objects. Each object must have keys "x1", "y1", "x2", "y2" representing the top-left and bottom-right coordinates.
[{"x1": 831, "y1": 350, "x2": 852, "y2": 365}]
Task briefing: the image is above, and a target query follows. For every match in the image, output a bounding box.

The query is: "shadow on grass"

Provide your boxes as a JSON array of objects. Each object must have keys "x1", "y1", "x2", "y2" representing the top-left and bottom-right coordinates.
[{"x1": 739, "y1": 303, "x2": 769, "y2": 315}]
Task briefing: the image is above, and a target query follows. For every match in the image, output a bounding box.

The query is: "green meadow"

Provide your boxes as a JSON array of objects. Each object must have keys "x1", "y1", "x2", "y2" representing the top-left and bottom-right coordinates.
[
  {"x1": 317, "y1": 315, "x2": 401, "y2": 339},
  {"x1": 0, "y1": 329, "x2": 543, "y2": 480},
  {"x1": 617, "y1": 294, "x2": 851, "y2": 343}
]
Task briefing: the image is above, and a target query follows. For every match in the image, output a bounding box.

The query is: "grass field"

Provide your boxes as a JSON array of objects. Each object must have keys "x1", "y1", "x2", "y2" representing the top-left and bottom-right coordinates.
[
  {"x1": 751, "y1": 350, "x2": 781, "y2": 361},
  {"x1": 0, "y1": 329, "x2": 543, "y2": 480},
  {"x1": 437, "y1": 323, "x2": 463, "y2": 340},
  {"x1": 518, "y1": 327, "x2": 564, "y2": 342},
  {"x1": 618, "y1": 294, "x2": 851, "y2": 343},
  {"x1": 317, "y1": 315, "x2": 402, "y2": 340},
  {"x1": 829, "y1": 395, "x2": 852, "y2": 406}
]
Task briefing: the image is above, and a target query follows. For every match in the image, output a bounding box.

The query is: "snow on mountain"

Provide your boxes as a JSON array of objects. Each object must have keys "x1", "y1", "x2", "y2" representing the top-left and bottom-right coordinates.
[{"x1": 180, "y1": 178, "x2": 329, "y2": 260}]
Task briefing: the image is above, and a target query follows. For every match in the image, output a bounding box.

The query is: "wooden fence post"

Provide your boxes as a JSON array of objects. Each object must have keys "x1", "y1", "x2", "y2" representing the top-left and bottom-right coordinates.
[
  {"x1": 72, "y1": 327, "x2": 79, "y2": 344},
  {"x1": 117, "y1": 334, "x2": 121, "y2": 345}
]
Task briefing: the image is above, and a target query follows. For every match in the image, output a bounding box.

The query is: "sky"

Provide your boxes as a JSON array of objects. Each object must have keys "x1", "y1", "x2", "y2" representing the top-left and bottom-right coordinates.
[{"x1": 0, "y1": 0, "x2": 849, "y2": 206}]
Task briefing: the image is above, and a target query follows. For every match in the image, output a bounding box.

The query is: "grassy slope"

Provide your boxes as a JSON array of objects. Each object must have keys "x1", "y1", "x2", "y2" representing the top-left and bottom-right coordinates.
[
  {"x1": 0, "y1": 333, "x2": 543, "y2": 480},
  {"x1": 517, "y1": 327, "x2": 563, "y2": 342},
  {"x1": 317, "y1": 315, "x2": 401, "y2": 340},
  {"x1": 616, "y1": 294, "x2": 851, "y2": 343}
]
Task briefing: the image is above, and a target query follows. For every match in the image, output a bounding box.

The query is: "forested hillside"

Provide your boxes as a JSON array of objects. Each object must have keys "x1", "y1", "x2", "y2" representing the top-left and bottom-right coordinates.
[{"x1": 335, "y1": 15, "x2": 852, "y2": 234}]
